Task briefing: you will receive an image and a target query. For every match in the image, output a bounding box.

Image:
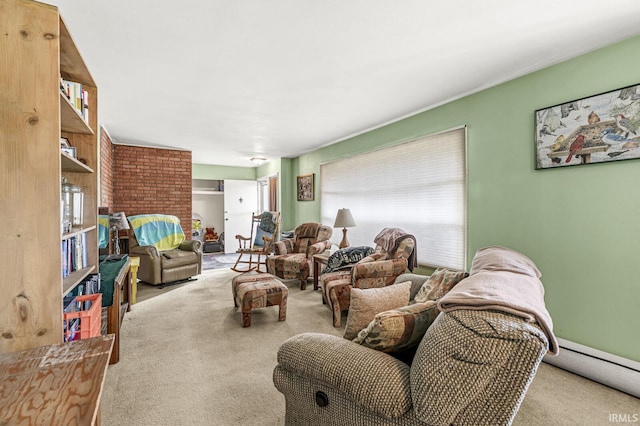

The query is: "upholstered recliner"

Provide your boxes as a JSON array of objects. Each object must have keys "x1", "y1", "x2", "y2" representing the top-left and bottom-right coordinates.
[
  {"x1": 274, "y1": 246, "x2": 557, "y2": 426},
  {"x1": 128, "y1": 214, "x2": 202, "y2": 286},
  {"x1": 266, "y1": 222, "x2": 332, "y2": 289},
  {"x1": 321, "y1": 227, "x2": 416, "y2": 326}
]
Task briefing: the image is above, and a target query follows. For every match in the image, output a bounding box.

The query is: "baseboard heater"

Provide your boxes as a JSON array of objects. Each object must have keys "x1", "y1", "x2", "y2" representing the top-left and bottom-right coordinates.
[{"x1": 543, "y1": 338, "x2": 640, "y2": 398}]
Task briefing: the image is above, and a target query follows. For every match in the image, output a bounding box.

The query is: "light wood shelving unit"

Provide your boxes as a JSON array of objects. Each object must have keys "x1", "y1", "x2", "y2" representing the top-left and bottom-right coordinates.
[{"x1": 0, "y1": 0, "x2": 99, "y2": 353}]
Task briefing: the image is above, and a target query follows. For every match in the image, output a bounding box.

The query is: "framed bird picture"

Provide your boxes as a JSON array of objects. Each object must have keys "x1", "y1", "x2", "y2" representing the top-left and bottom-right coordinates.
[{"x1": 535, "y1": 83, "x2": 640, "y2": 169}]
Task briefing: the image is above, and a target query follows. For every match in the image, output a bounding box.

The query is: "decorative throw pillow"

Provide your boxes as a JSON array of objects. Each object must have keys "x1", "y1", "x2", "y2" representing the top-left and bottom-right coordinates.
[
  {"x1": 353, "y1": 301, "x2": 440, "y2": 353},
  {"x1": 343, "y1": 281, "x2": 411, "y2": 340},
  {"x1": 413, "y1": 268, "x2": 468, "y2": 303},
  {"x1": 322, "y1": 246, "x2": 375, "y2": 274},
  {"x1": 253, "y1": 226, "x2": 271, "y2": 247}
]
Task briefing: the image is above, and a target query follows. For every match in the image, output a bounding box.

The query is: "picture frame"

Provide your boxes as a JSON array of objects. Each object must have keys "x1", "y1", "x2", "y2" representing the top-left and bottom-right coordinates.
[
  {"x1": 61, "y1": 146, "x2": 76, "y2": 158},
  {"x1": 535, "y1": 84, "x2": 640, "y2": 169},
  {"x1": 297, "y1": 173, "x2": 314, "y2": 201}
]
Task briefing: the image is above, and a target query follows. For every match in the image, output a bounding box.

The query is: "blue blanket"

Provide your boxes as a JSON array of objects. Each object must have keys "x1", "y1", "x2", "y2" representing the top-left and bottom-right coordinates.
[
  {"x1": 98, "y1": 215, "x2": 110, "y2": 249},
  {"x1": 128, "y1": 214, "x2": 185, "y2": 251}
]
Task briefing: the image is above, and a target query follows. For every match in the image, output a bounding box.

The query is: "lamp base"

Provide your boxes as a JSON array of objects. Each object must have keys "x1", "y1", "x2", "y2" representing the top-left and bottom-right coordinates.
[{"x1": 339, "y1": 228, "x2": 349, "y2": 249}]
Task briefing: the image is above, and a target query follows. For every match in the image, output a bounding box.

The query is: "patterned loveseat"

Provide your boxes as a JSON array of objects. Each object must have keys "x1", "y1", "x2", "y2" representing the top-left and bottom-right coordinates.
[{"x1": 266, "y1": 222, "x2": 332, "y2": 289}]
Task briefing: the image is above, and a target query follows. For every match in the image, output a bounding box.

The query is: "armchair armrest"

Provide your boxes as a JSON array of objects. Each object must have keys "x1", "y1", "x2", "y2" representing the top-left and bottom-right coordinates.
[
  {"x1": 129, "y1": 244, "x2": 161, "y2": 284},
  {"x1": 129, "y1": 244, "x2": 160, "y2": 259},
  {"x1": 274, "y1": 239, "x2": 294, "y2": 255},
  {"x1": 274, "y1": 333, "x2": 412, "y2": 419},
  {"x1": 306, "y1": 240, "x2": 331, "y2": 258},
  {"x1": 353, "y1": 257, "x2": 408, "y2": 288},
  {"x1": 179, "y1": 239, "x2": 202, "y2": 252}
]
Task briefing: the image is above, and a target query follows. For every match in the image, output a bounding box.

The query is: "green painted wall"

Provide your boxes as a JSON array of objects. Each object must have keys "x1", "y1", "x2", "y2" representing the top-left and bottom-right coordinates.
[
  {"x1": 192, "y1": 163, "x2": 256, "y2": 180},
  {"x1": 288, "y1": 36, "x2": 640, "y2": 361}
]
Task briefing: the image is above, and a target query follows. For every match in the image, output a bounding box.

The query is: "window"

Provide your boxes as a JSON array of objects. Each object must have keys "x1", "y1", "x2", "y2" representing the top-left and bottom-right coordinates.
[{"x1": 320, "y1": 127, "x2": 466, "y2": 270}]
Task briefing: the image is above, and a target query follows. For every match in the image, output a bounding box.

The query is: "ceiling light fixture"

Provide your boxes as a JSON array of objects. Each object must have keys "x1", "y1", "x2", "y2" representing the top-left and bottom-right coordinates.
[{"x1": 250, "y1": 156, "x2": 267, "y2": 166}]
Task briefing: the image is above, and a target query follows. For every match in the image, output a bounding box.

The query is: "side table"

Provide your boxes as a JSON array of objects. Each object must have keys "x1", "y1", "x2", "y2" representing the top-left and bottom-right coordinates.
[
  {"x1": 0, "y1": 335, "x2": 113, "y2": 425},
  {"x1": 312, "y1": 253, "x2": 329, "y2": 291}
]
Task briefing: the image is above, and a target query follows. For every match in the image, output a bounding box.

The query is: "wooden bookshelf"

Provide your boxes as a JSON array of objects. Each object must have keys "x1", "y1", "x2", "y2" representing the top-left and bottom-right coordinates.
[{"x1": 0, "y1": 0, "x2": 99, "y2": 353}]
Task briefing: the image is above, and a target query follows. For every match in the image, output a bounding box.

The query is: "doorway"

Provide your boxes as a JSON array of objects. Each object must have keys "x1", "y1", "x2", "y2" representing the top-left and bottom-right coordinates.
[{"x1": 223, "y1": 179, "x2": 259, "y2": 253}]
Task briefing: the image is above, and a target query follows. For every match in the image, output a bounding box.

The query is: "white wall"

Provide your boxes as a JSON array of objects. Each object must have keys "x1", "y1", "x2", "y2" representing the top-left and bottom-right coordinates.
[{"x1": 192, "y1": 193, "x2": 224, "y2": 236}]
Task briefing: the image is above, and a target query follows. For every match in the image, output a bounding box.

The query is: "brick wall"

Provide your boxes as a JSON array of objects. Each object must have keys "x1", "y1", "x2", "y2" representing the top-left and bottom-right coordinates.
[
  {"x1": 99, "y1": 126, "x2": 114, "y2": 208},
  {"x1": 111, "y1": 145, "x2": 192, "y2": 236}
]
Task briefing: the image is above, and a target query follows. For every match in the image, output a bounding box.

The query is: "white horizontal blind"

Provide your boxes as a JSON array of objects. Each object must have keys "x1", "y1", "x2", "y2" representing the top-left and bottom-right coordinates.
[{"x1": 321, "y1": 127, "x2": 466, "y2": 270}]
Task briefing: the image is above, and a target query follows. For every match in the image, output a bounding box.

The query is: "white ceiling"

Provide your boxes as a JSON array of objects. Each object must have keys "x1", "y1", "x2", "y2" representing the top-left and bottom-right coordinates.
[{"x1": 49, "y1": 0, "x2": 640, "y2": 167}]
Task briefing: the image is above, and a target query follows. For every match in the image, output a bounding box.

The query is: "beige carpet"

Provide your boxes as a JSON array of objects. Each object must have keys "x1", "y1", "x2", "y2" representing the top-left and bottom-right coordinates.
[{"x1": 101, "y1": 269, "x2": 639, "y2": 425}]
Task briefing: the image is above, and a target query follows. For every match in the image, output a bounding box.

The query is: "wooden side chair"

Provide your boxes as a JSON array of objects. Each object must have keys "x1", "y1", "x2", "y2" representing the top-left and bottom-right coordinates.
[{"x1": 232, "y1": 211, "x2": 281, "y2": 273}]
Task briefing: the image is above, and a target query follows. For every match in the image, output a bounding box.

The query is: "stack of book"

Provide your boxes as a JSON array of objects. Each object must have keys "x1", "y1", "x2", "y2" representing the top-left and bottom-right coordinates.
[
  {"x1": 61, "y1": 233, "x2": 88, "y2": 277},
  {"x1": 60, "y1": 77, "x2": 89, "y2": 122}
]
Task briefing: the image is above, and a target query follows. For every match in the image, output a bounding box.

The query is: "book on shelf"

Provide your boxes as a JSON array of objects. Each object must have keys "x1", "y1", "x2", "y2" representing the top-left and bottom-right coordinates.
[
  {"x1": 61, "y1": 240, "x2": 68, "y2": 278},
  {"x1": 62, "y1": 293, "x2": 79, "y2": 342},
  {"x1": 61, "y1": 77, "x2": 89, "y2": 123},
  {"x1": 61, "y1": 234, "x2": 90, "y2": 277}
]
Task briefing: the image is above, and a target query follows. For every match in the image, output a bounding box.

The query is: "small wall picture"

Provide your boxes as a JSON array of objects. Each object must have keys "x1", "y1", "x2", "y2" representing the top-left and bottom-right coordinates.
[
  {"x1": 535, "y1": 84, "x2": 640, "y2": 169},
  {"x1": 297, "y1": 173, "x2": 314, "y2": 201}
]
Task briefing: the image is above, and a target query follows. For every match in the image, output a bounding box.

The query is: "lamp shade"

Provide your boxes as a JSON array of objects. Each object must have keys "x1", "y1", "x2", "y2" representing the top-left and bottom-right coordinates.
[
  {"x1": 109, "y1": 212, "x2": 130, "y2": 230},
  {"x1": 334, "y1": 208, "x2": 356, "y2": 228}
]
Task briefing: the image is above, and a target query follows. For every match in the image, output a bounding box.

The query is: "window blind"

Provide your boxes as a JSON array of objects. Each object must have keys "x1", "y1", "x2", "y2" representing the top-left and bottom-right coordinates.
[{"x1": 320, "y1": 127, "x2": 466, "y2": 270}]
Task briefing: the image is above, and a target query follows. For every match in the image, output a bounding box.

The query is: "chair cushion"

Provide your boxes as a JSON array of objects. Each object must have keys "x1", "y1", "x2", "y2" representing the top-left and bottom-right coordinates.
[
  {"x1": 414, "y1": 267, "x2": 468, "y2": 303},
  {"x1": 295, "y1": 222, "x2": 320, "y2": 239},
  {"x1": 160, "y1": 249, "x2": 199, "y2": 269},
  {"x1": 343, "y1": 281, "x2": 411, "y2": 340},
  {"x1": 322, "y1": 246, "x2": 374, "y2": 274},
  {"x1": 353, "y1": 300, "x2": 439, "y2": 353},
  {"x1": 253, "y1": 226, "x2": 271, "y2": 247}
]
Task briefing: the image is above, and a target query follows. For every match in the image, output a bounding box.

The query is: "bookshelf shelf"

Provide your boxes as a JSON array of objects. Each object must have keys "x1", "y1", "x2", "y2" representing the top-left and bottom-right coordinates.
[
  {"x1": 62, "y1": 225, "x2": 98, "y2": 240},
  {"x1": 60, "y1": 91, "x2": 93, "y2": 135},
  {"x1": 61, "y1": 152, "x2": 94, "y2": 173},
  {"x1": 62, "y1": 266, "x2": 96, "y2": 297}
]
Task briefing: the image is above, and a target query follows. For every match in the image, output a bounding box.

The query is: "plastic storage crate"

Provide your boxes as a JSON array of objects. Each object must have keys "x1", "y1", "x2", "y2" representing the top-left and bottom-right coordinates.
[{"x1": 63, "y1": 293, "x2": 102, "y2": 341}]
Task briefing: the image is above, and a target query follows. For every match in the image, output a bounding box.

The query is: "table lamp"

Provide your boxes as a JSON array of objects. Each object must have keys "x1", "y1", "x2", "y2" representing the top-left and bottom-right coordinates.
[
  {"x1": 109, "y1": 212, "x2": 130, "y2": 257},
  {"x1": 334, "y1": 208, "x2": 356, "y2": 249}
]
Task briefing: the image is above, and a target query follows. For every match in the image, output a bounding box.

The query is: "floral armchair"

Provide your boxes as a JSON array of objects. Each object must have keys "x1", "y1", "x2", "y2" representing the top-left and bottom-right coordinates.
[
  {"x1": 266, "y1": 222, "x2": 332, "y2": 289},
  {"x1": 320, "y1": 227, "x2": 416, "y2": 327}
]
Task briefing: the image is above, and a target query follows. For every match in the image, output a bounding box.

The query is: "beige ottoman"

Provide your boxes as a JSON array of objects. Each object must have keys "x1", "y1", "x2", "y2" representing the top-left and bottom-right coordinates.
[{"x1": 232, "y1": 273, "x2": 288, "y2": 327}]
